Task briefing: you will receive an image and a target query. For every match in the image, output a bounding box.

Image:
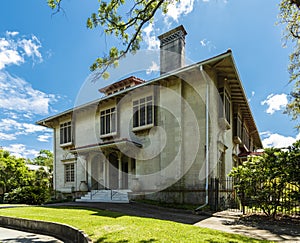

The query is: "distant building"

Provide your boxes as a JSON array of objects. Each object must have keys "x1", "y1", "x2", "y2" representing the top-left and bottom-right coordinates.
[
  {"x1": 37, "y1": 26, "x2": 262, "y2": 204},
  {"x1": 26, "y1": 164, "x2": 49, "y2": 173}
]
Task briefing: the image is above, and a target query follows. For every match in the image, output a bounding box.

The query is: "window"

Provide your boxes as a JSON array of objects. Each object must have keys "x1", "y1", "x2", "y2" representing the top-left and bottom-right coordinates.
[
  {"x1": 100, "y1": 107, "x2": 116, "y2": 136},
  {"x1": 133, "y1": 96, "x2": 153, "y2": 128},
  {"x1": 65, "y1": 163, "x2": 75, "y2": 183},
  {"x1": 219, "y1": 89, "x2": 231, "y2": 124},
  {"x1": 234, "y1": 114, "x2": 242, "y2": 138},
  {"x1": 60, "y1": 121, "x2": 72, "y2": 145},
  {"x1": 243, "y1": 126, "x2": 250, "y2": 149}
]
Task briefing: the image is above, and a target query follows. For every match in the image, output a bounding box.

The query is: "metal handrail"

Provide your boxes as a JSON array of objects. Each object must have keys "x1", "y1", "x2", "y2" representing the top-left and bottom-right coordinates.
[{"x1": 111, "y1": 190, "x2": 118, "y2": 200}]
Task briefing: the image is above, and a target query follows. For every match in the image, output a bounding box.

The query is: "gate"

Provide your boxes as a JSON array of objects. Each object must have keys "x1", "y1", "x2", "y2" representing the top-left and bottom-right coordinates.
[{"x1": 209, "y1": 177, "x2": 239, "y2": 211}]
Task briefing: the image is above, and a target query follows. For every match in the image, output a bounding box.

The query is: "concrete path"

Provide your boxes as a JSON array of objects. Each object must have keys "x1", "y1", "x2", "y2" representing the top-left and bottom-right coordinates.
[
  {"x1": 194, "y1": 210, "x2": 300, "y2": 242},
  {"x1": 194, "y1": 216, "x2": 300, "y2": 242},
  {"x1": 0, "y1": 226, "x2": 62, "y2": 243}
]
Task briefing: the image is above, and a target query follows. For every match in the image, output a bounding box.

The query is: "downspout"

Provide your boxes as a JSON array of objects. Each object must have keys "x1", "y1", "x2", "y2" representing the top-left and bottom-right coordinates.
[
  {"x1": 195, "y1": 65, "x2": 209, "y2": 211},
  {"x1": 53, "y1": 127, "x2": 57, "y2": 199}
]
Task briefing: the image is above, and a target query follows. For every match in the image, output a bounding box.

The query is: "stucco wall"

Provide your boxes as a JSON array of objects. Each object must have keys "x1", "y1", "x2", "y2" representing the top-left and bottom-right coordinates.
[{"x1": 53, "y1": 67, "x2": 238, "y2": 202}]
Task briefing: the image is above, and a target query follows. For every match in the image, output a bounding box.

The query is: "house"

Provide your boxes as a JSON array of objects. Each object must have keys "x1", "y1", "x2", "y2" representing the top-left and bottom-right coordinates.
[{"x1": 37, "y1": 25, "x2": 262, "y2": 204}]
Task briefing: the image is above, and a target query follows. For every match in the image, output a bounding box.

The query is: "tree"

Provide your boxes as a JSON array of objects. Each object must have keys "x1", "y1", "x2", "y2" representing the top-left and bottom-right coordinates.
[
  {"x1": 229, "y1": 143, "x2": 300, "y2": 218},
  {"x1": 0, "y1": 149, "x2": 29, "y2": 195},
  {"x1": 279, "y1": 0, "x2": 300, "y2": 128},
  {"x1": 31, "y1": 149, "x2": 53, "y2": 172},
  {"x1": 0, "y1": 149, "x2": 52, "y2": 205},
  {"x1": 47, "y1": 0, "x2": 172, "y2": 79},
  {"x1": 285, "y1": 140, "x2": 300, "y2": 190}
]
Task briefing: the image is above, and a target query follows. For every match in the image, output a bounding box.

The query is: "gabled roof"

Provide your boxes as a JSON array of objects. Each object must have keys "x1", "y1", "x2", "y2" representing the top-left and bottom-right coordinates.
[
  {"x1": 36, "y1": 50, "x2": 262, "y2": 148},
  {"x1": 98, "y1": 76, "x2": 145, "y2": 94}
]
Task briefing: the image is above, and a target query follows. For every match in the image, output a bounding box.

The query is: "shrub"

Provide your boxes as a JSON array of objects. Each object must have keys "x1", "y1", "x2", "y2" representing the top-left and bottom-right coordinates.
[{"x1": 4, "y1": 186, "x2": 50, "y2": 205}]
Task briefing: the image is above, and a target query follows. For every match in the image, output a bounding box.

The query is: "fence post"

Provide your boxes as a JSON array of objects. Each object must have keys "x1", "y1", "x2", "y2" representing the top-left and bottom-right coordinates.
[{"x1": 214, "y1": 178, "x2": 219, "y2": 211}]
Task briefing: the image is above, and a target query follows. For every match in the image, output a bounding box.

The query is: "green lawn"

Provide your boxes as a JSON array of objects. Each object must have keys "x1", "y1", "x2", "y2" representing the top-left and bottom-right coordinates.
[{"x1": 0, "y1": 206, "x2": 269, "y2": 242}]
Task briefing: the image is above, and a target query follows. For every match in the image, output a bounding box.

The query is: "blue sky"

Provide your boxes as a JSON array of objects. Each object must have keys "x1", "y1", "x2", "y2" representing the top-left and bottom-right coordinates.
[{"x1": 0, "y1": 0, "x2": 299, "y2": 158}]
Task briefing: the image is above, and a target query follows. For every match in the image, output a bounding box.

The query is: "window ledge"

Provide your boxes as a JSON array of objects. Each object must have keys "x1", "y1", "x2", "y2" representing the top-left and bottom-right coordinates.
[
  {"x1": 100, "y1": 132, "x2": 117, "y2": 139},
  {"x1": 218, "y1": 118, "x2": 231, "y2": 130},
  {"x1": 60, "y1": 142, "x2": 73, "y2": 148},
  {"x1": 233, "y1": 136, "x2": 242, "y2": 145},
  {"x1": 132, "y1": 124, "x2": 154, "y2": 132}
]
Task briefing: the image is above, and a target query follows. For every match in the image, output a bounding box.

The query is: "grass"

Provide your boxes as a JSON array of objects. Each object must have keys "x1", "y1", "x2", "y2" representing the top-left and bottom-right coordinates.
[
  {"x1": 134, "y1": 199, "x2": 201, "y2": 211},
  {"x1": 0, "y1": 205, "x2": 269, "y2": 242}
]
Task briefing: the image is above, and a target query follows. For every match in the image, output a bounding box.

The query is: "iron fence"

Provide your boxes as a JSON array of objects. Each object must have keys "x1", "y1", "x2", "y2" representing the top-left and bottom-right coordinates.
[{"x1": 209, "y1": 177, "x2": 300, "y2": 217}]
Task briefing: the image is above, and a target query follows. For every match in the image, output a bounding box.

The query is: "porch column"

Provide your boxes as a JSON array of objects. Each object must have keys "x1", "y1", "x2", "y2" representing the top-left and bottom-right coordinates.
[
  {"x1": 118, "y1": 153, "x2": 122, "y2": 189},
  {"x1": 103, "y1": 151, "x2": 108, "y2": 189},
  {"x1": 79, "y1": 155, "x2": 88, "y2": 184}
]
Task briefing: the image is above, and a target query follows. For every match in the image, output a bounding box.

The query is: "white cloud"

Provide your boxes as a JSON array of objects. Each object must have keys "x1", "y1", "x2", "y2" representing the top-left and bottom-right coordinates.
[
  {"x1": 261, "y1": 131, "x2": 300, "y2": 148},
  {"x1": 0, "y1": 38, "x2": 24, "y2": 69},
  {"x1": 0, "y1": 132, "x2": 16, "y2": 140},
  {"x1": 0, "y1": 71, "x2": 57, "y2": 116},
  {"x1": 248, "y1": 91, "x2": 255, "y2": 102},
  {"x1": 143, "y1": 23, "x2": 160, "y2": 50},
  {"x1": 37, "y1": 133, "x2": 52, "y2": 142},
  {"x1": 166, "y1": 0, "x2": 195, "y2": 22},
  {"x1": 146, "y1": 61, "x2": 160, "y2": 74},
  {"x1": 0, "y1": 118, "x2": 49, "y2": 141},
  {"x1": 200, "y1": 39, "x2": 216, "y2": 52},
  {"x1": 6, "y1": 31, "x2": 19, "y2": 37},
  {"x1": 0, "y1": 32, "x2": 42, "y2": 70},
  {"x1": 22, "y1": 123, "x2": 47, "y2": 134},
  {"x1": 261, "y1": 93, "x2": 288, "y2": 115},
  {"x1": 19, "y1": 35, "x2": 42, "y2": 62},
  {"x1": 0, "y1": 118, "x2": 22, "y2": 131},
  {"x1": 3, "y1": 144, "x2": 39, "y2": 158}
]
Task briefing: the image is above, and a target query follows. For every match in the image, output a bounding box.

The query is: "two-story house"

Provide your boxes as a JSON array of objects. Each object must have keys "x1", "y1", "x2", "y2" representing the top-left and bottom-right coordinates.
[{"x1": 37, "y1": 25, "x2": 262, "y2": 204}]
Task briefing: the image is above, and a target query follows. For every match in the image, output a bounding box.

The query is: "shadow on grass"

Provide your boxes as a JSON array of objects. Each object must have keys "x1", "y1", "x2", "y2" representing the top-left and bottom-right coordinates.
[
  {"x1": 42, "y1": 205, "x2": 124, "y2": 218},
  {"x1": 95, "y1": 237, "x2": 158, "y2": 243},
  {"x1": 46, "y1": 202, "x2": 209, "y2": 224}
]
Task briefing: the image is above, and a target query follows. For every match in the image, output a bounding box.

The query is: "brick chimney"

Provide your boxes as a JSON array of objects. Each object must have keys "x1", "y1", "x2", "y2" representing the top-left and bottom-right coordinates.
[{"x1": 158, "y1": 25, "x2": 187, "y2": 74}]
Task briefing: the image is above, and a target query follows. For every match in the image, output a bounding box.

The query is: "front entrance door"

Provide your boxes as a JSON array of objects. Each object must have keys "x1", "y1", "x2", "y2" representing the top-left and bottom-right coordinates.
[
  {"x1": 91, "y1": 154, "x2": 104, "y2": 190},
  {"x1": 108, "y1": 153, "x2": 119, "y2": 189},
  {"x1": 91, "y1": 155, "x2": 99, "y2": 190},
  {"x1": 121, "y1": 159, "x2": 128, "y2": 189}
]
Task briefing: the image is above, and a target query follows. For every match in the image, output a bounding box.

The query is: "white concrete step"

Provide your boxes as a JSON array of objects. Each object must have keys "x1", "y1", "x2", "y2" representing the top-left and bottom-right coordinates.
[{"x1": 76, "y1": 189, "x2": 130, "y2": 203}]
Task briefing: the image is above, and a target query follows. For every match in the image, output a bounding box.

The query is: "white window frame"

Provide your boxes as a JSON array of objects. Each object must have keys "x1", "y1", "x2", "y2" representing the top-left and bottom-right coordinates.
[
  {"x1": 65, "y1": 163, "x2": 75, "y2": 183},
  {"x1": 132, "y1": 96, "x2": 154, "y2": 131},
  {"x1": 219, "y1": 88, "x2": 231, "y2": 124},
  {"x1": 100, "y1": 107, "x2": 117, "y2": 138},
  {"x1": 60, "y1": 121, "x2": 72, "y2": 146},
  {"x1": 242, "y1": 125, "x2": 250, "y2": 149}
]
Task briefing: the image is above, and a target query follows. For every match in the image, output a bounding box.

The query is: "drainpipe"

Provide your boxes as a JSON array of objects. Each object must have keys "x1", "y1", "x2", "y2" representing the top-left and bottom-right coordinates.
[
  {"x1": 195, "y1": 65, "x2": 209, "y2": 211},
  {"x1": 53, "y1": 126, "x2": 57, "y2": 199}
]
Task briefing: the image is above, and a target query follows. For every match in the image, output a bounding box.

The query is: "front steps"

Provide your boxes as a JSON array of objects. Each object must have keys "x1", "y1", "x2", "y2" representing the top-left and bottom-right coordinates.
[{"x1": 76, "y1": 189, "x2": 130, "y2": 203}]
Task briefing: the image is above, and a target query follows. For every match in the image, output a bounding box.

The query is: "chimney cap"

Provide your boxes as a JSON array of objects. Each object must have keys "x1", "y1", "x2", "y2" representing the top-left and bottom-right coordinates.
[{"x1": 158, "y1": 25, "x2": 187, "y2": 41}]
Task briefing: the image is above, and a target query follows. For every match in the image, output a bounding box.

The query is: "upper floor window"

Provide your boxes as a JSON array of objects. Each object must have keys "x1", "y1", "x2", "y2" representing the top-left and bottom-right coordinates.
[
  {"x1": 219, "y1": 89, "x2": 231, "y2": 124},
  {"x1": 65, "y1": 163, "x2": 75, "y2": 183},
  {"x1": 100, "y1": 107, "x2": 116, "y2": 136},
  {"x1": 133, "y1": 96, "x2": 153, "y2": 128},
  {"x1": 243, "y1": 126, "x2": 250, "y2": 149},
  {"x1": 60, "y1": 121, "x2": 72, "y2": 145},
  {"x1": 234, "y1": 114, "x2": 242, "y2": 138}
]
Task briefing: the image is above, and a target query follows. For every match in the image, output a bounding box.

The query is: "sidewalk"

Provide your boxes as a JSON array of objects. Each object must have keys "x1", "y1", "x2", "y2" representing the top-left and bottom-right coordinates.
[
  {"x1": 0, "y1": 226, "x2": 63, "y2": 243},
  {"x1": 194, "y1": 210, "x2": 300, "y2": 242}
]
